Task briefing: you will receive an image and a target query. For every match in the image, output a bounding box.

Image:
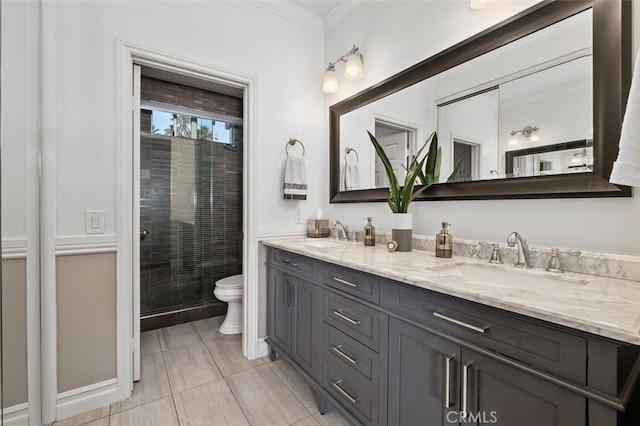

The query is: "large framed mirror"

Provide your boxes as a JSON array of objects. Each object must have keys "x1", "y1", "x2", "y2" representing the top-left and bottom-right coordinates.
[{"x1": 330, "y1": 0, "x2": 631, "y2": 203}]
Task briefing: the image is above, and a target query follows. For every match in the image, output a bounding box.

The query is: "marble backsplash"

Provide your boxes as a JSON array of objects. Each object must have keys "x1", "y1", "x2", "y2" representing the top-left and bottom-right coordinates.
[{"x1": 372, "y1": 232, "x2": 640, "y2": 282}]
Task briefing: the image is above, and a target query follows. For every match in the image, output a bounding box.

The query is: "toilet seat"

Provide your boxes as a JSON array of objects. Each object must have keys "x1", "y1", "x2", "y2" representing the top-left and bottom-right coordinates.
[{"x1": 215, "y1": 274, "x2": 243, "y2": 290}]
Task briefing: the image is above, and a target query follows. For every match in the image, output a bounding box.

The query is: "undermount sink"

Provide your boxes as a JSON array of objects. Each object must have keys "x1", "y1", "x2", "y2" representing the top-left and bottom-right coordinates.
[
  {"x1": 431, "y1": 263, "x2": 589, "y2": 294},
  {"x1": 302, "y1": 240, "x2": 343, "y2": 249}
]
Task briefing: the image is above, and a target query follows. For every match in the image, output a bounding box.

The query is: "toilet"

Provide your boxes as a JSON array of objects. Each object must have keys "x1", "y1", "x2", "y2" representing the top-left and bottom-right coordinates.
[{"x1": 213, "y1": 274, "x2": 243, "y2": 335}]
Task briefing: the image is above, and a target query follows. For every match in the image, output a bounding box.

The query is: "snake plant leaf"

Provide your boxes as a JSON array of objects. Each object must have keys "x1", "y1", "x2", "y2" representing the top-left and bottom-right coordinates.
[
  {"x1": 423, "y1": 132, "x2": 439, "y2": 184},
  {"x1": 368, "y1": 130, "x2": 427, "y2": 213},
  {"x1": 447, "y1": 159, "x2": 465, "y2": 182}
]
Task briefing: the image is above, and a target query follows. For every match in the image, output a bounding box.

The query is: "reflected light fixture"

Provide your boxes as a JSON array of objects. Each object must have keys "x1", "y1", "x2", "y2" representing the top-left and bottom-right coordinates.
[{"x1": 322, "y1": 45, "x2": 364, "y2": 93}]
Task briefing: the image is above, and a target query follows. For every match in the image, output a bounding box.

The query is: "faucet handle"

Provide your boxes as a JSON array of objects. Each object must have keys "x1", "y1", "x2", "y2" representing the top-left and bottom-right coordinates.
[
  {"x1": 489, "y1": 243, "x2": 503, "y2": 264},
  {"x1": 546, "y1": 248, "x2": 581, "y2": 273},
  {"x1": 480, "y1": 241, "x2": 503, "y2": 264}
]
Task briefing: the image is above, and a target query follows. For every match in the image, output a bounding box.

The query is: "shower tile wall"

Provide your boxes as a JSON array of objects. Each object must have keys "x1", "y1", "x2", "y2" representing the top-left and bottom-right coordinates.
[{"x1": 139, "y1": 77, "x2": 243, "y2": 317}]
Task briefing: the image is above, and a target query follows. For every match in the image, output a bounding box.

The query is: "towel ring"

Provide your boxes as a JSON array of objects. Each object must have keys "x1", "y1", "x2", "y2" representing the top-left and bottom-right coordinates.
[
  {"x1": 345, "y1": 147, "x2": 359, "y2": 163},
  {"x1": 286, "y1": 138, "x2": 305, "y2": 156}
]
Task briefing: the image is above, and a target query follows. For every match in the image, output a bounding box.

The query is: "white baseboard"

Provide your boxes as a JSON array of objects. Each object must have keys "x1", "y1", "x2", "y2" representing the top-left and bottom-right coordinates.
[
  {"x1": 256, "y1": 337, "x2": 270, "y2": 359},
  {"x1": 56, "y1": 378, "x2": 119, "y2": 421},
  {"x1": 3, "y1": 403, "x2": 29, "y2": 426}
]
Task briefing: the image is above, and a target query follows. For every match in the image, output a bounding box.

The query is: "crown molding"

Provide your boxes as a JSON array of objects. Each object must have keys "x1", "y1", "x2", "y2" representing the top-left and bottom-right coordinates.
[
  {"x1": 324, "y1": 1, "x2": 362, "y2": 31},
  {"x1": 245, "y1": 0, "x2": 324, "y2": 33}
]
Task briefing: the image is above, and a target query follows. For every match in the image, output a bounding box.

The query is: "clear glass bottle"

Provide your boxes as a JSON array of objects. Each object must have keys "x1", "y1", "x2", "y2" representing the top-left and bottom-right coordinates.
[{"x1": 364, "y1": 217, "x2": 376, "y2": 246}]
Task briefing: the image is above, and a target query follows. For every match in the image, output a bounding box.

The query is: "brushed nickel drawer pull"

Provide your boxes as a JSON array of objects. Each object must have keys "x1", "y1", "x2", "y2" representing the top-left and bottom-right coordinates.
[
  {"x1": 333, "y1": 310, "x2": 361, "y2": 325},
  {"x1": 331, "y1": 380, "x2": 359, "y2": 404},
  {"x1": 433, "y1": 312, "x2": 488, "y2": 334},
  {"x1": 462, "y1": 362, "x2": 472, "y2": 419},
  {"x1": 445, "y1": 355, "x2": 454, "y2": 408},
  {"x1": 332, "y1": 345, "x2": 358, "y2": 365},
  {"x1": 282, "y1": 259, "x2": 299, "y2": 267},
  {"x1": 333, "y1": 276, "x2": 358, "y2": 288}
]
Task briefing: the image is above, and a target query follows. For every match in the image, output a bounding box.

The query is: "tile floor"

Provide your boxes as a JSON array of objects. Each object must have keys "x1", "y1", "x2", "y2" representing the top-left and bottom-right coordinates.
[{"x1": 54, "y1": 316, "x2": 350, "y2": 426}]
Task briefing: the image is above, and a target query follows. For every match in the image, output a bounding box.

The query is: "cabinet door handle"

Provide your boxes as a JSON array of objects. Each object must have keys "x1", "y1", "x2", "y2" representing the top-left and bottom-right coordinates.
[
  {"x1": 462, "y1": 362, "x2": 472, "y2": 419},
  {"x1": 445, "y1": 355, "x2": 454, "y2": 408},
  {"x1": 284, "y1": 281, "x2": 291, "y2": 309},
  {"x1": 331, "y1": 380, "x2": 359, "y2": 404},
  {"x1": 333, "y1": 310, "x2": 361, "y2": 325},
  {"x1": 333, "y1": 276, "x2": 358, "y2": 288},
  {"x1": 282, "y1": 259, "x2": 299, "y2": 267},
  {"x1": 433, "y1": 312, "x2": 489, "y2": 334},
  {"x1": 332, "y1": 345, "x2": 358, "y2": 365},
  {"x1": 290, "y1": 283, "x2": 296, "y2": 309}
]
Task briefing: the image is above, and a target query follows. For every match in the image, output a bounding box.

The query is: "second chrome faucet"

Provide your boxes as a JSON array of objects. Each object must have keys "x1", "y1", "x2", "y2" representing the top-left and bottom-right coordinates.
[{"x1": 506, "y1": 232, "x2": 531, "y2": 268}]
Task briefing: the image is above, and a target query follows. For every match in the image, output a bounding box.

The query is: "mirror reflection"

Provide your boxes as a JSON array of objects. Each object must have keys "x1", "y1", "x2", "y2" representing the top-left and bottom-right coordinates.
[{"x1": 338, "y1": 8, "x2": 592, "y2": 191}]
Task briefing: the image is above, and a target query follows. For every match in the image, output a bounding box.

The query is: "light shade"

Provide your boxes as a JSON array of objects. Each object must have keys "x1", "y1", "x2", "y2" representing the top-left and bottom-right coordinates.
[
  {"x1": 322, "y1": 68, "x2": 340, "y2": 93},
  {"x1": 344, "y1": 54, "x2": 364, "y2": 80}
]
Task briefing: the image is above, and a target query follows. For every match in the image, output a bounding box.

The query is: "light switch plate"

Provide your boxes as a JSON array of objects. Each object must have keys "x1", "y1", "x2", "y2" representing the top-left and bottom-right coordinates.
[{"x1": 85, "y1": 210, "x2": 105, "y2": 234}]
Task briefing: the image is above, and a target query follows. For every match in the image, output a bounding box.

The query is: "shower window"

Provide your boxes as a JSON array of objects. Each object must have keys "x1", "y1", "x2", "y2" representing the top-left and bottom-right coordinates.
[{"x1": 139, "y1": 105, "x2": 243, "y2": 317}]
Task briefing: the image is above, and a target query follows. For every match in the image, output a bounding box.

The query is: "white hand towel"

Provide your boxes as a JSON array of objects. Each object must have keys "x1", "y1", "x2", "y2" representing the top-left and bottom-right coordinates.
[
  {"x1": 282, "y1": 155, "x2": 308, "y2": 200},
  {"x1": 610, "y1": 50, "x2": 640, "y2": 187},
  {"x1": 344, "y1": 163, "x2": 360, "y2": 190}
]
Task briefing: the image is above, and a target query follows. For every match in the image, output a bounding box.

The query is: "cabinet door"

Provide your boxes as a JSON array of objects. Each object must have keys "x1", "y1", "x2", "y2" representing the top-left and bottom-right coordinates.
[
  {"x1": 290, "y1": 278, "x2": 319, "y2": 378},
  {"x1": 267, "y1": 267, "x2": 291, "y2": 353},
  {"x1": 388, "y1": 318, "x2": 460, "y2": 426},
  {"x1": 461, "y1": 349, "x2": 586, "y2": 426}
]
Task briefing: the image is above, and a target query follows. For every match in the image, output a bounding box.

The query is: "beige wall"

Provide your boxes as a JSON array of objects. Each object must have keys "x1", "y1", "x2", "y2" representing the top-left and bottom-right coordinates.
[
  {"x1": 56, "y1": 253, "x2": 117, "y2": 393},
  {"x1": 2, "y1": 258, "x2": 29, "y2": 407}
]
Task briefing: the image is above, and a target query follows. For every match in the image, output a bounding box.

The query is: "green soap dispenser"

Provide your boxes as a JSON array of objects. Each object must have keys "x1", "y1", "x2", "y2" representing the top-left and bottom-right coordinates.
[
  {"x1": 436, "y1": 222, "x2": 452, "y2": 258},
  {"x1": 364, "y1": 217, "x2": 376, "y2": 246}
]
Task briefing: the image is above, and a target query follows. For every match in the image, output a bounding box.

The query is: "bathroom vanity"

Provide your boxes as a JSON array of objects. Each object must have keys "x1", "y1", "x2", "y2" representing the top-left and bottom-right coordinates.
[{"x1": 263, "y1": 238, "x2": 640, "y2": 426}]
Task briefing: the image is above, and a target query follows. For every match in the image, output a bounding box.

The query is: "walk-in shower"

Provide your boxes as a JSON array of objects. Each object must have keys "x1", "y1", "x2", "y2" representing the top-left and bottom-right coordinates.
[{"x1": 138, "y1": 75, "x2": 243, "y2": 330}]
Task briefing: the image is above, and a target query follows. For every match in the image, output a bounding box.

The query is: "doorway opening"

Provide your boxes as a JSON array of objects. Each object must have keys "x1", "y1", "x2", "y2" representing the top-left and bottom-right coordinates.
[
  {"x1": 452, "y1": 138, "x2": 481, "y2": 182},
  {"x1": 373, "y1": 119, "x2": 417, "y2": 188},
  {"x1": 137, "y1": 71, "x2": 243, "y2": 331}
]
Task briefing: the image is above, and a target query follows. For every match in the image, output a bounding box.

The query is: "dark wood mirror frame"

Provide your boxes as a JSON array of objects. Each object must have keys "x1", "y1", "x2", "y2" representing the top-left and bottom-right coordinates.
[{"x1": 330, "y1": 0, "x2": 631, "y2": 203}]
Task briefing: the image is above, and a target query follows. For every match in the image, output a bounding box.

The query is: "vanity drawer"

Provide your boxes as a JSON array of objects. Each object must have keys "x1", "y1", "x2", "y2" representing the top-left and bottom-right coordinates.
[
  {"x1": 324, "y1": 264, "x2": 380, "y2": 304},
  {"x1": 269, "y1": 249, "x2": 319, "y2": 282},
  {"x1": 382, "y1": 282, "x2": 587, "y2": 384},
  {"x1": 323, "y1": 357, "x2": 377, "y2": 425},
  {"x1": 323, "y1": 290, "x2": 380, "y2": 351},
  {"x1": 323, "y1": 323, "x2": 378, "y2": 384}
]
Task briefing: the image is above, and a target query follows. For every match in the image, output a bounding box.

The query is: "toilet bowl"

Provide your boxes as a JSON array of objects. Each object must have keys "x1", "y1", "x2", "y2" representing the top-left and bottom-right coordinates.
[{"x1": 213, "y1": 274, "x2": 243, "y2": 335}]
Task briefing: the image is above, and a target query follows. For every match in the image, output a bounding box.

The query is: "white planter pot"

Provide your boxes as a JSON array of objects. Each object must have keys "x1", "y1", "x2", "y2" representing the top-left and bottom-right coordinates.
[{"x1": 391, "y1": 213, "x2": 413, "y2": 252}]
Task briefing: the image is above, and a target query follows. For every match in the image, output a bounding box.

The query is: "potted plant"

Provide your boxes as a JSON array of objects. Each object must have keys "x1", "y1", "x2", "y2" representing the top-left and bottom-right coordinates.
[{"x1": 368, "y1": 131, "x2": 461, "y2": 251}]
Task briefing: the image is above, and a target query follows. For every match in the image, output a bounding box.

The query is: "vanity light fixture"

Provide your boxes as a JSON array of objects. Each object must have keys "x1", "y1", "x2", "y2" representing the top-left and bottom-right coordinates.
[
  {"x1": 510, "y1": 126, "x2": 539, "y2": 138},
  {"x1": 322, "y1": 45, "x2": 364, "y2": 93}
]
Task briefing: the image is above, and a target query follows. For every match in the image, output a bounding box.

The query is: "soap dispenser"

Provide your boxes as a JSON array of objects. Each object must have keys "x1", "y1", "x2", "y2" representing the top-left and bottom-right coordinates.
[
  {"x1": 436, "y1": 222, "x2": 453, "y2": 258},
  {"x1": 364, "y1": 217, "x2": 376, "y2": 246}
]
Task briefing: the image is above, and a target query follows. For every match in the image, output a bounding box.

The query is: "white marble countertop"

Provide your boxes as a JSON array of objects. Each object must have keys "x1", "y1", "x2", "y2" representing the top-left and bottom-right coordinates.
[{"x1": 262, "y1": 237, "x2": 640, "y2": 346}]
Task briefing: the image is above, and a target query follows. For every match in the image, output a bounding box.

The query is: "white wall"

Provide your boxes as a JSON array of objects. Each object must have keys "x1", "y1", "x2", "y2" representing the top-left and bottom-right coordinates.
[
  {"x1": 51, "y1": 0, "x2": 325, "y2": 239},
  {"x1": 324, "y1": 0, "x2": 640, "y2": 256}
]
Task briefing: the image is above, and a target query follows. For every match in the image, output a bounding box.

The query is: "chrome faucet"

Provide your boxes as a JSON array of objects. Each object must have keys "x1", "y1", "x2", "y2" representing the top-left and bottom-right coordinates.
[
  {"x1": 331, "y1": 220, "x2": 349, "y2": 240},
  {"x1": 506, "y1": 232, "x2": 531, "y2": 268}
]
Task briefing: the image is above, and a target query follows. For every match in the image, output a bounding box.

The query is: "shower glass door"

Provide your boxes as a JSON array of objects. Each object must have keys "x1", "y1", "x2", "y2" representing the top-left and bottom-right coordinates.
[{"x1": 139, "y1": 109, "x2": 243, "y2": 316}]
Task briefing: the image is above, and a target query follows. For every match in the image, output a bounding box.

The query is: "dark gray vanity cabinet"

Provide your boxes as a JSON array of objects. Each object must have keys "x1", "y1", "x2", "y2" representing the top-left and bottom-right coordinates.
[
  {"x1": 266, "y1": 252, "x2": 321, "y2": 380},
  {"x1": 265, "y1": 247, "x2": 640, "y2": 426},
  {"x1": 461, "y1": 348, "x2": 586, "y2": 426},
  {"x1": 388, "y1": 317, "x2": 460, "y2": 425}
]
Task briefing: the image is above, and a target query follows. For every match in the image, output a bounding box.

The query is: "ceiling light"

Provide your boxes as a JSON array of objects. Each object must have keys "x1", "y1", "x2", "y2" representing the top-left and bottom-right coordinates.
[{"x1": 322, "y1": 45, "x2": 364, "y2": 93}]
